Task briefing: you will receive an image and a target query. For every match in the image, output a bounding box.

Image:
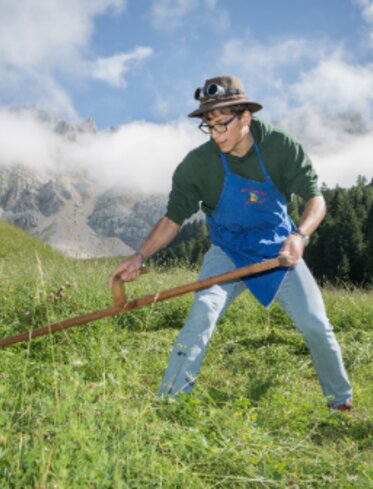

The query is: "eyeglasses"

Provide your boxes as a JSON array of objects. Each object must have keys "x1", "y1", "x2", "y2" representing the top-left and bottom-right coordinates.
[
  {"x1": 198, "y1": 114, "x2": 238, "y2": 135},
  {"x1": 194, "y1": 83, "x2": 241, "y2": 101}
]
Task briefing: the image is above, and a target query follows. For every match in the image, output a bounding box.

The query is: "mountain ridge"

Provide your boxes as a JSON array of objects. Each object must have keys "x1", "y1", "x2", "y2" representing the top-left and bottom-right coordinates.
[{"x1": 0, "y1": 163, "x2": 167, "y2": 258}]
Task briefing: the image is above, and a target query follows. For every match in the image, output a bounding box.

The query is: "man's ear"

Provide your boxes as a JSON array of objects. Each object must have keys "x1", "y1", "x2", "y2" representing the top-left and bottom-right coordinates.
[{"x1": 240, "y1": 110, "x2": 252, "y2": 125}]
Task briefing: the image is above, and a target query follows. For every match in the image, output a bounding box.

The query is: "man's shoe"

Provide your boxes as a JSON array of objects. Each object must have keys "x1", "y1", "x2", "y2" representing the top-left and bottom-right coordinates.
[
  {"x1": 331, "y1": 401, "x2": 361, "y2": 418},
  {"x1": 336, "y1": 401, "x2": 354, "y2": 412}
]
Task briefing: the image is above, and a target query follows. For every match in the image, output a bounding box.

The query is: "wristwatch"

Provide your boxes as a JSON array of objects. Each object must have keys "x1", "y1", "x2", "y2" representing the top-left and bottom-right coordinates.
[
  {"x1": 134, "y1": 250, "x2": 146, "y2": 264},
  {"x1": 294, "y1": 229, "x2": 310, "y2": 246}
]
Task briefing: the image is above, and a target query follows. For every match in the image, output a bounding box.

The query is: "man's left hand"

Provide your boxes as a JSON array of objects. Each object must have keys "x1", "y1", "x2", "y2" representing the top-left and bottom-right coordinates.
[{"x1": 279, "y1": 233, "x2": 306, "y2": 266}]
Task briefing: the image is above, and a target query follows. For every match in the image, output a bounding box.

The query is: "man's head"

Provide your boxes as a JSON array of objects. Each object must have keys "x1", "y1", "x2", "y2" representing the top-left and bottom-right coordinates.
[
  {"x1": 188, "y1": 75, "x2": 262, "y2": 118},
  {"x1": 189, "y1": 76, "x2": 261, "y2": 156},
  {"x1": 198, "y1": 107, "x2": 253, "y2": 155}
]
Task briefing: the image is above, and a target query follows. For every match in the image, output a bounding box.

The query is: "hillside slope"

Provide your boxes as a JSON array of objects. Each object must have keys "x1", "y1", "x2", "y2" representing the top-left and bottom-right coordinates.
[{"x1": 0, "y1": 219, "x2": 60, "y2": 259}]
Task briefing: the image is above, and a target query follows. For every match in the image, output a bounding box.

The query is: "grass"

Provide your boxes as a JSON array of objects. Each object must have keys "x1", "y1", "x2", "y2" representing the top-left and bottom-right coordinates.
[{"x1": 0, "y1": 220, "x2": 372, "y2": 488}]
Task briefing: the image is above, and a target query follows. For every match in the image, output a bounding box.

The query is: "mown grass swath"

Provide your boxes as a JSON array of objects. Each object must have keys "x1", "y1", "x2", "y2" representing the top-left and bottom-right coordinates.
[{"x1": 0, "y1": 220, "x2": 372, "y2": 488}]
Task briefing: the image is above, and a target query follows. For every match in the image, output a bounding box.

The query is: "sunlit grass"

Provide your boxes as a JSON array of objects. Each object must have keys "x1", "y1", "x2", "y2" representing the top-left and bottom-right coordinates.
[{"x1": 0, "y1": 221, "x2": 372, "y2": 488}]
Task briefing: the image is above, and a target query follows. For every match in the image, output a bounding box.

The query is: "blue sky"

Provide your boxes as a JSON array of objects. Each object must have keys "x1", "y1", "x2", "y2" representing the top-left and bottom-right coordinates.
[
  {"x1": 0, "y1": 0, "x2": 372, "y2": 189},
  {"x1": 1, "y1": 0, "x2": 372, "y2": 127}
]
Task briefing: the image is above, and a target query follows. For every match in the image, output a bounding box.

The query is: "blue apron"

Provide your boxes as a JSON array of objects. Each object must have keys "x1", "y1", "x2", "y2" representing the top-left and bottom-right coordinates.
[{"x1": 206, "y1": 138, "x2": 296, "y2": 307}]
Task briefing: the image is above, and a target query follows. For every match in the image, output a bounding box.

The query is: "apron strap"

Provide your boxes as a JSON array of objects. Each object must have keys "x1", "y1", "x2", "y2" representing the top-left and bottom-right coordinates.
[
  {"x1": 219, "y1": 153, "x2": 230, "y2": 174},
  {"x1": 219, "y1": 135, "x2": 271, "y2": 181},
  {"x1": 252, "y1": 140, "x2": 271, "y2": 181}
]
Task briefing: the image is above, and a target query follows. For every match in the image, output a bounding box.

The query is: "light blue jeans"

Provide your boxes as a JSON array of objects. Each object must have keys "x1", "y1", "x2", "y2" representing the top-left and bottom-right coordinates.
[{"x1": 158, "y1": 245, "x2": 352, "y2": 408}]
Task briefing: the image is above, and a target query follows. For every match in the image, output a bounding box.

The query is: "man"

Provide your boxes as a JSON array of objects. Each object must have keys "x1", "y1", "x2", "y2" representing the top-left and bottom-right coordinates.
[{"x1": 110, "y1": 75, "x2": 353, "y2": 412}]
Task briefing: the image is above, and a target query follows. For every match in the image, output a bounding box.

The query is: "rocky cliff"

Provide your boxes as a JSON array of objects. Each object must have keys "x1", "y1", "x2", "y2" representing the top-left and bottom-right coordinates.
[
  {"x1": 0, "y1": 163, "x2": 167, "y2": 258},
  {"x1": 0, "y1": 107, "x2": 168, "y2": 258}
]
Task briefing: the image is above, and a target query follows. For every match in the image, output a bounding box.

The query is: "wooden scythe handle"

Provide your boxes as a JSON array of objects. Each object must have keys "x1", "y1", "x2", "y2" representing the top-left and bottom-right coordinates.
[
  {"x1": 110, "y1": 256, "x2": 291, "y2": 308},
  {"x1": 111, "y1": 275, "x2": 126, "y2": 306},
  {"x1": 0, "y1": 256, "x2": 290, "y2": 348},
  {"x1": 111, "y1": 267, "x2": 149, "y2": 306}
]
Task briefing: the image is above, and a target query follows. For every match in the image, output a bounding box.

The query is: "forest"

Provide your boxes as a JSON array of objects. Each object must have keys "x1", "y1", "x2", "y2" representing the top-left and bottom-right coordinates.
[{"x1": 153, "y1": 176, "x2": 373, "y2": 286}]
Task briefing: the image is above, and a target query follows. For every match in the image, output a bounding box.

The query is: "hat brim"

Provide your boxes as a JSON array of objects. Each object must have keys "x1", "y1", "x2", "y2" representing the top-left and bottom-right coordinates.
[{"x1": 188, "y1": 97, "x2": 262, "y2": 118}]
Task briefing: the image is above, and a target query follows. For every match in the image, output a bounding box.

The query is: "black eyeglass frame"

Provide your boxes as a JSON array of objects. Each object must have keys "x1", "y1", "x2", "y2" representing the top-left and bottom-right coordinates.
[{"x1": 198, "y1": 114, "x2": 238, "y2": 135}]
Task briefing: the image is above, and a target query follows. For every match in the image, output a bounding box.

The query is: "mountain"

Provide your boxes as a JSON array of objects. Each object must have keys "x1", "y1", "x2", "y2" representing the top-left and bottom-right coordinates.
[
  {"x1": 9, "y1": 105, "x2": 98, "y2": 138},
  {"x1": 88, "y1": 189, "x2": 167, "y2": 250},
  {"x1": 0, "y1": 164, "x2": 168, "y2": 259},
  {"x1": 0, "y1": 107, "x2": 168, "y2": 258},
  {"x1": 0, "y1": 163, "x2": 167, "y2": 258}
]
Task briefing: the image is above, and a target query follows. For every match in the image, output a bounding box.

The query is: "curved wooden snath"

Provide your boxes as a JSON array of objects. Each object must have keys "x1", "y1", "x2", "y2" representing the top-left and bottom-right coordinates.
[{"x1": 0, "y1": 256, "x2": 289, "y2": 348}]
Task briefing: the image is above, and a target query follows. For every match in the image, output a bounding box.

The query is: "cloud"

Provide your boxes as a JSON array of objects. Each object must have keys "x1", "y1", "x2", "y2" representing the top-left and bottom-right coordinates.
[
  {"x1": 150, "y1": 0, "x2": 229, "y2": 31},
  {"x1": 354, "y1": 0, "x2": 373, "y2": 45},
  {"x1": 90, "y1": 47, "x2": 154, "y2": 87},
  {"x1": 220, "y1": 29, "x2": 373, "y2": 188},
  {"x1": 355, "y1": 0, "x2": 373, "y2": 23},
  {"x1": 0, "y1": 107, "x2": 371, "y2": 197},
  {"x1": 0, "y1": 109, "x2": 68, "y2": 173},
  {"x1": 151, "y1": 0, "x2": 198, "y2": 29},
  {"x1": 279, "y1": 106, "x2": 373, "y2": 187},
  {"x1": 221, "y1": 32, "x2": 373, "y2": 123},
  {"x1": 70, "y1": 120, "x2": 205, "y2": 193},
  {"x1": 0, "y1": 0, "x2": 125, "y2": 69},
  {"x1": 290, "y1": 57, "x2": 373, "y2": 120},
  {"x1": 220, "y1": 37, "x2": 335, "y2": 119},
  {"x1": 313, "y1": 132, "x2": 373, "y2": 187},
  {"x1": 223, "y1": 37, "x2": 326, "y2": 74},
  {"x1": 0, "y1": 65, "x2": 79, "y2": 118},
  {"x1": 0, "y1": 0, "x2": 152, "y2": 117},
  {"x1": 0, "y1": 108, "x2": 206, "y2": 194}
]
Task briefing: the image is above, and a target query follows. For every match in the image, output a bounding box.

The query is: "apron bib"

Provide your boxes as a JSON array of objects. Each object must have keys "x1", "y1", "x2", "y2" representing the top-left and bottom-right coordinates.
[{"x1": 206, "y1": 138, "x2": 296, "y2": 306}]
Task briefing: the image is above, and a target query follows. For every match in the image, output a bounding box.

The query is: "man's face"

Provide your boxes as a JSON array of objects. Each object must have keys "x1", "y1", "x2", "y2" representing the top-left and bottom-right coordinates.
[{"x1": 202, "y1": 110, "x2": 252, "y2": 156}]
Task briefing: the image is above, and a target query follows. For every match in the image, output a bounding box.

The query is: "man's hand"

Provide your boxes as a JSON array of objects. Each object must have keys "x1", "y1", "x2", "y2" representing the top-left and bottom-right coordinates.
[
  {"x1": 109, "y1": 253, "x2": 143, "y2": 287},
  {"x1": 280, "y1": 195, "x2": 326, "y2": 267},
  {"x1": 108, "y1": 216, "x2": 181, "y2": 289},
  {"x1": 279, "y1": 233, "x2": 306, "y2": 267}
]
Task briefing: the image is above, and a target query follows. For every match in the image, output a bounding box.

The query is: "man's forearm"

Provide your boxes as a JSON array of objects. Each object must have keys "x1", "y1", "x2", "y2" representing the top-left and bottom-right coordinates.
[
  {"x1": 280, "y1": 195, "x2": 326, "y2": 265},
  {"x1": 138, "y1": 216, "x2": 181, "y2": 260},
  {"x1": 297, "y1": 195, "x2": 326, "y2": 236}
]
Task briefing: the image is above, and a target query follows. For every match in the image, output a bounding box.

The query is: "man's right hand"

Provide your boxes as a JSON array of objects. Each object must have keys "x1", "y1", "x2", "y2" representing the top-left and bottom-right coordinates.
[
  {"x1": 108, "y1": 216, "x2": 181, "y2": 288},
  {"x1": 109, "y1": 253, "x2": 144, "y2": 287}
]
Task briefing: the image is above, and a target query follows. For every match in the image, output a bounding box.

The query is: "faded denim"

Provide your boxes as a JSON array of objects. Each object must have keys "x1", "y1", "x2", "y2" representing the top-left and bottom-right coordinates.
[{"x1": 158, "y1": 245, "x2": 352, "y2": 408}]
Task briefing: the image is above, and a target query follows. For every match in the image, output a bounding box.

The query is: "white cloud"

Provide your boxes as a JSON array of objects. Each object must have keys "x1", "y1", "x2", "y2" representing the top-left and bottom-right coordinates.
[
  {"x1": 91, "y1": 47, "x2": 153, "y2": 87},
  {"x1": 354, "y1": 0, "x2": 373, "y2": 45},
  {"x1": 0, "y1": 108, "x2": 205, "y2": 194},
  {"x1": 0, "y1": 109, "x2": 68, "y2": 172},
  {"x1": 223, "y1": 38, "x2": 326, "y2": 73},
  {"x1": 221, "y1": 35, "x2": 373, "y2": 123},
  {"x1": 220, "y1": 31, "x2": 373, "y2": 187},
  {"x1": 0, "y1": 64, "x2": 79, "y2": 118},
  {"x1": 70, "y1": 120, "x2": 205, "y2": 193},
  {"x1": 355, "y1": 0, "x2": 373, "y2": 23},
  {"x1": 0, "y1": 0, "x2": 152, "y2": 117},
  {"x1": 290, "y1": 57, "x2": 373, "y2": 120},
  {"x1": 1, "y1": 107, "x2": 371, "y2": 195},
  {"x1": 0, "y1": 0, "x2": 125, "y2": 69},
  {"x1": 151, "y1": 0, "x2": 198, "y2": 30},
  {"x1": 279, "y1": 106, "x2": 373, "y2": 187},
  {"x1": 220, "y1": 37, "x2": 331, "y2": 120},
  {"x1": 151, "y1": 0, "x2": 229, "y2": 31},
  {"x1": 313, "y1": 133, "x2": 373, "y2": 187}
]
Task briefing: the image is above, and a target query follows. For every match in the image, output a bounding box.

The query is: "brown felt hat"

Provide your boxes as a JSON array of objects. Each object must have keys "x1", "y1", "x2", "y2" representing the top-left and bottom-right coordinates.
[{"x1": 188, "y1": 75, "x2": 262, "y2": 118}]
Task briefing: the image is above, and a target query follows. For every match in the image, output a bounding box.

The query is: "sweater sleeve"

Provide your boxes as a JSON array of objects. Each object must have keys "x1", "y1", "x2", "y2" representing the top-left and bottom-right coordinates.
[
  {"x1": 279, "y1": 134, "x2": 321, "y2": 202},
  {"x1": 165, "y1": 157, "x2": 201, "y2": 225}
]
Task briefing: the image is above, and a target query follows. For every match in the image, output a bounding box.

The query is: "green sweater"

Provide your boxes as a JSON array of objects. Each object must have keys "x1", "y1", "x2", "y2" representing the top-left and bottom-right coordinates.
[{"x1": 166, "y1": 118, "x2": 320, "y2": 225}]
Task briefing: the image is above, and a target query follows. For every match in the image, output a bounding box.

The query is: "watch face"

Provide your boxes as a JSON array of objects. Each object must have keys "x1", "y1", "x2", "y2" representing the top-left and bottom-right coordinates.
[{"x1": 295, "y1": 230, "x2": 310, "y2": 246}]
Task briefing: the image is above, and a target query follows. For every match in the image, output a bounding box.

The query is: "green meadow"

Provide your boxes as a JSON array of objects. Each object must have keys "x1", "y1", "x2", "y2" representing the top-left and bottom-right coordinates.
[{"x1": 0, "y1": 220, "x2": 372, "y2": 488}]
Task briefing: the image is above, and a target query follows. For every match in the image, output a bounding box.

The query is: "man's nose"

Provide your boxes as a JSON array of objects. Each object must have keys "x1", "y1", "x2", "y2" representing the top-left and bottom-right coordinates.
[{"x1": 210, "y1": 127, "x2": 221, "y2": 139}]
